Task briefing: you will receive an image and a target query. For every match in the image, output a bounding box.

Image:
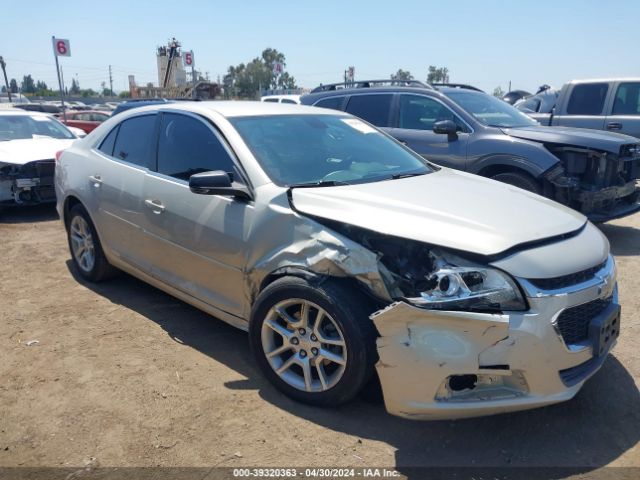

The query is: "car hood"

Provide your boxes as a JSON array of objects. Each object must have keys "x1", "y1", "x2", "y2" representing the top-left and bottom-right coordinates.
[
  {"x1": 502, "y1": 125, "x2": 636, "y2": 153},
  {"x1": 0, "y1": 138, "x2": 75, "y2": 165},
  {"x1": 290, "y1": 168, "x2": 586, "y2": 257}
]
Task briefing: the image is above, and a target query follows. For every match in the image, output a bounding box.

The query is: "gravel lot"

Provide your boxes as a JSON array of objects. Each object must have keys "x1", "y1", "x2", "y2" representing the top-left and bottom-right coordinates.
[{"x1": 1, "y1": 205, "x2": 638, "y2": 477}]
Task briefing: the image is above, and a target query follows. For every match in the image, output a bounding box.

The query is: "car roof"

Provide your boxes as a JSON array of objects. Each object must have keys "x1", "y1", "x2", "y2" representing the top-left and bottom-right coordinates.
[
  {"x1": 118, "y1": 100, "x2": 341, "y2": 118},
  {"x1": 0, "y1": 109, "x2": 51, "y2": 117},
  {"x1": 567, "y1": 77, "x2": 640, "y2": 84},
  {"x1": 301, "y1": 86, "x2": 442, "y2": 102}
]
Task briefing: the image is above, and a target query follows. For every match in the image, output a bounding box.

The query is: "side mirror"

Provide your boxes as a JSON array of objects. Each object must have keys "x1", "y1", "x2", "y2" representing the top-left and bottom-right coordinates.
[
  {"x1": 433, "y1": 120, "x2": 459, "y2": 141},
  {"x1": 189, "y1": 170, "x2": 251, "y2": 199}
]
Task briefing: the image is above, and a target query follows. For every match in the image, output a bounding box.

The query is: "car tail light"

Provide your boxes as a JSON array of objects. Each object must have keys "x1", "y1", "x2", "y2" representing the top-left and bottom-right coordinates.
[{"x1": 55, "y1": 150, "x2": 64, "y2": 163}]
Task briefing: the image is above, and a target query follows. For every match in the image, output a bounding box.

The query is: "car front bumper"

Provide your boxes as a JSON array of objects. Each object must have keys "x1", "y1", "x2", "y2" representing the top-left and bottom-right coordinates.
[
  {"x1": 371, "y1": 255, "x2": 619, "y2": 420},
  {"x1": 0, "y1": 160, "x2": 57, "y2": 206}
]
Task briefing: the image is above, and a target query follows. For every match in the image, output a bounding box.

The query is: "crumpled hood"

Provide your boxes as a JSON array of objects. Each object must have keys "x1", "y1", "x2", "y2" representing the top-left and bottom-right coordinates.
[
  {"x1": 502, "y1": 125, "x2": 637, "y2": 153},
  {"x1": 0, "y1": 138, "x2": 75, "y2": 165},
  {"x1": 290, "y1": 168, "x2": 587, "y2": 257}
]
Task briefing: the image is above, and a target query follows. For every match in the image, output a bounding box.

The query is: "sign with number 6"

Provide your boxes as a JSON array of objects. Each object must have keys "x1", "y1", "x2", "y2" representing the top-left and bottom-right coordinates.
[{"x1": 52, "y1": 38, "x2": 71, "y2": 57}]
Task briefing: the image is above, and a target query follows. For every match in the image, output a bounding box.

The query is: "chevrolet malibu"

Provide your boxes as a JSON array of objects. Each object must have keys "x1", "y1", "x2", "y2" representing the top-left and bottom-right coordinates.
[{"x1": 55, "y1": 102, "x2": 620, "y2": 419}]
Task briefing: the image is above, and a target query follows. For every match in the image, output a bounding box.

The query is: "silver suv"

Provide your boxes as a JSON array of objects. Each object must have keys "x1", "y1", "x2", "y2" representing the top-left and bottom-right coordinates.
[{"x1": 55, "y1": 102, "x2": 620, "y2": 419}]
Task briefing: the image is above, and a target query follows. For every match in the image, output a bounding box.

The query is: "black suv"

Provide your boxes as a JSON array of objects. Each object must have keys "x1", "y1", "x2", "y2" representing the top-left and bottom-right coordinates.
[{"x1": 300, "y1": 81, "x2": 640, "y2": 222}]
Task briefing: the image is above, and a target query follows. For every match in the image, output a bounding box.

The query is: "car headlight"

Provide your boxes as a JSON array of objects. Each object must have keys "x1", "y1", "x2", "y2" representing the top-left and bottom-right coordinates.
[{"x1": 406, "y1": 253, "x2": 527, "y2": 312}]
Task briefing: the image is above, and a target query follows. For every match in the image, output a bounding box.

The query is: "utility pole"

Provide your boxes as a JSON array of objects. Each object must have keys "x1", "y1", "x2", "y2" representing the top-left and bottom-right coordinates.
[
  {"x1": 109, "y1": 65, "x2": 114, "y2": 97},
  {"x1": 0, "y1": 56, "x2": 11, "y2": 102}
]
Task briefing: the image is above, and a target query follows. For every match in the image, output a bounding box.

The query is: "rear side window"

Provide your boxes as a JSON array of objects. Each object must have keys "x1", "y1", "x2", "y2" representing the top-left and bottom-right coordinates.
[
  {"x1": 263, "y1": 98, "x2": 278, "y2": 103},
  {"x1": 157, "y1": 113, "x2": 236, "y2": 181},
  {"x1": 566, "y1": 83, "x2": 609, "y2": 115},
  {"x1": 281, "y1": 99, "x2": 297, "y2": 104},
  {"x1": 112, "y1": 115, "x2": 156, "y2": 168},
  {"x1": 98, "y1": 126, "x2": 119, "y2": 156},
  {"x1": 612, "y1": 82, "x2": 640, "y2": 115},
  {"x1": 345, "y1": 94, "x2": 393, "y2": 127},
  {"x1": 314, "y1": 96, "x2": 345, "y2": 111}
]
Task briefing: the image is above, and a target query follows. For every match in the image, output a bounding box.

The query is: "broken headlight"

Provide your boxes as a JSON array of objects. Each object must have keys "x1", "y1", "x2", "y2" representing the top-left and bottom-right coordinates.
[{"x1": 407, "y1": 254, "x2": 526, "y2": 312}]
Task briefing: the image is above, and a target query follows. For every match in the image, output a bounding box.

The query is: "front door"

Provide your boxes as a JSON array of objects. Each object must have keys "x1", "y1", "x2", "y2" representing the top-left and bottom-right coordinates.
[
  {"x1": 389, "y1": 94, "x2": 469, "y2": 170},
  {"x1": 141, "y1": 112, "x2": 254, "y2": 317}
]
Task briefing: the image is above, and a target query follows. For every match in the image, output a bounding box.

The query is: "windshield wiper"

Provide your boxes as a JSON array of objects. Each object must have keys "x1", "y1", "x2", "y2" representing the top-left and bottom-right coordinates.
[
  {"x1": 389, "y1": 171, "x2": 429, "y2": 180},
  {"x1": 288, "y1": 180, "x2": 351, "y2": 188}
]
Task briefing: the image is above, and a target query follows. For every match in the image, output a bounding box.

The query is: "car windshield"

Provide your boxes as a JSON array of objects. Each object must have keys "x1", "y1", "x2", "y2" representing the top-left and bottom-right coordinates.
[
  {"x1": 230, "y1": 114, "x2": 433, "y2": 186},
  {"x1": 0, "y1": 115, "x2": 75, "y2": 141},
  {"x1": 445, "y1": 91, "x2": 538, "y2": 128}
]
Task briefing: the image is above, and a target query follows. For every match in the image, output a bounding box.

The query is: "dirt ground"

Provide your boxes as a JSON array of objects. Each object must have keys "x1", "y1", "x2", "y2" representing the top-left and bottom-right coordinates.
[{"x1": 0, "y1": 204, "x2": 638, "y2": 477}]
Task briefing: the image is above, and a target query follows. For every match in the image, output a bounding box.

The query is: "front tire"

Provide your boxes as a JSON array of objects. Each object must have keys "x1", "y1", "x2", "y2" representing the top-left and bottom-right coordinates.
[
  {"x1": 491, "y1": 171, "x2": 541, "y2": 194},
  {"x1": 249, "y1": 277, "x2": 377, "y2": 407},
  {"x1": 67, "y1": 204, "x2": 117, "y2": 282}
]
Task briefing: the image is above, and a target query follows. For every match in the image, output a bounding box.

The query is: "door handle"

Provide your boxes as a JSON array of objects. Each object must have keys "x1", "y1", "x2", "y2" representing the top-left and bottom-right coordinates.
[
  {"x1": 144, "y1": 199, "x2": 166, "y2": 214},
  {"x1": 607, "y1": 122, "x2": 623, "y2": 130},
  {"x1": 88, "y1": 175, "x2": 102, "y2": 187}
]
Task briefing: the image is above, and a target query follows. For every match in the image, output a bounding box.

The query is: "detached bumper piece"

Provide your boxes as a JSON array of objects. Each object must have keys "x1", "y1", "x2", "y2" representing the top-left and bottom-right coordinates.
[
  {"x1": 0, "y1": 160, "x2": 56, "y2": 205},
  {"x1": 371, "y1": 256, "x2": 619, "y2": 420}
]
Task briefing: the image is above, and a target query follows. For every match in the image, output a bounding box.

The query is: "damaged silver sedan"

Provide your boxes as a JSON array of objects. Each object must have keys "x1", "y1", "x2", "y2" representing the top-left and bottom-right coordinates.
[{"x1": 55, "y1": 102, "x2": 621, "y2": 419}]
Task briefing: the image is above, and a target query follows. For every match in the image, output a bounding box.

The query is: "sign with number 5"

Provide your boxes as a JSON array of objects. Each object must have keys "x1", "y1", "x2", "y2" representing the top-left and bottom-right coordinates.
[
  {"x1": 52, "y1": 38, "x2": 71, "y2": 57},
  {"x1": 184, "y1": 51, "x2": 193, "y2": 67}
]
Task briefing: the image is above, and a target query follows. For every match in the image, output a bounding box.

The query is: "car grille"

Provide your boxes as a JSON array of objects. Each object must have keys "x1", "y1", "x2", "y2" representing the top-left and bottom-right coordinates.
[
  {"x1": 528, "y1": 260, "x2": 606, "y2": 290},
  {"x1": 556, "y1": 296, "x2": 612, "y2": 345}
]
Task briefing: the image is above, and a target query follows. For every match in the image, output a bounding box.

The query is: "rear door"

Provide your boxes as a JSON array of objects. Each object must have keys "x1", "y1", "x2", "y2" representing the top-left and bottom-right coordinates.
[
  {"x1": 388, "y1": 94, "x2": 469, "y2": 170},
  {"x1": 141, "y1": 111, "x2": 254, "y2": 317},
  {"x1": 605, "y1": 81, "x2": 640, "y2": 138},
  {"x1": 343, "y1": 93, "x2": 394, "y2": 133},
  {"x1": 89, "y1": 114, "x2": 158, "y2": 266},
  {"x1": 554, "y1": 82, "x2": 611, "y2": 130}
]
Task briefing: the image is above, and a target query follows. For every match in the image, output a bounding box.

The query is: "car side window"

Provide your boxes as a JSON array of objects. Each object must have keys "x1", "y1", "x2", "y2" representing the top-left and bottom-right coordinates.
[
  {"x1": 345, "y1": 94, "x2": 393, "y2": 127},
  {"x1": 314, "y1": 96, "x2": 345, "y2": 111},
  {"x1": 612, "y1": 82, "x2": 640, "y2": 115},
  {"x1": 97, "y1": 125, "x2": 119, "y2": 156},
  {"x1": 566, "y1": 83, "x2": 609, "y2": 115},
  {"x1": 399, "y1": 95, "x2": 466, "y2": 131},
  {"x1": 281, "y1": 99, "x2": 297, "y2": 104},
  {"x1": 157, "y1": 113, "x2": 237, "y2": 181},
  {"x1": 263, "y1": 98, "x2": 278, "y2": 103},
  {"x1": 112, "y1": 115, "x2": 156, "y2": 168},
  {"x1": 518, "y1": 97, "x2": 541, "y2": 113}
]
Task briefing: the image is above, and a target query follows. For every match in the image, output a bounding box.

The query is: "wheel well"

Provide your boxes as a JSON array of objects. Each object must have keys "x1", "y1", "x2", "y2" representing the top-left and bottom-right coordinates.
[
  {"x1": 477, "y1": 164, "x2": 540, "y2": 180},
  {"x1": 258, "y1": 269, "x2": 386, "y2": 310},
  {"x1": 63, "y1": 196, "x2": 82, "y2": 228}
]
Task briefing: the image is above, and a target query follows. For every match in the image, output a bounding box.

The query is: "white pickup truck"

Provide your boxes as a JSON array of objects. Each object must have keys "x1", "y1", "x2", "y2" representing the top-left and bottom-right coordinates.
[{"x1": 516, "y1": 78, "x2": 640, "y2": 139}]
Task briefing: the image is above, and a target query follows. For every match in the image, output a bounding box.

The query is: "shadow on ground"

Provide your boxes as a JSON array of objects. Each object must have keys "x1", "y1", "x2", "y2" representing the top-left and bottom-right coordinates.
[
  {"x1": 599, "y1": 223, "x2": 640, "y2": 256},
  {"x1": 0, "y1": 204, "x2": 59, "y2": 224},
  {"x1": 68, "y1": 262, "x2": 640, "y2": 478}
]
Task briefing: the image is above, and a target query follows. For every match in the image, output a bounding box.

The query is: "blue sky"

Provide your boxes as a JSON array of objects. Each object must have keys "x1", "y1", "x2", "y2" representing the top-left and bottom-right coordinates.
[{"x1": 2, "y1": 0, "x2": 639, "y2": 94}]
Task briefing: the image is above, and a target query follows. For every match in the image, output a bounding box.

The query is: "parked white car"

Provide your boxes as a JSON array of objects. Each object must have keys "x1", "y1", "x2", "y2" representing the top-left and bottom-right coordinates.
[
  {"x1": 260, "y1": 94, "x2": 301, "y2": 104},
  {"x1": 0, "y1": 110, "x2": 76, "y2": 206},
  {"x1": 56, "y1": 101, "x2": 619, "y2": 419}
]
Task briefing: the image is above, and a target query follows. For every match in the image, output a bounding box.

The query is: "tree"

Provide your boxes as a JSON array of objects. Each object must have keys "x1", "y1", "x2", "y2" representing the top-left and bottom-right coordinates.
[
  {"x1": 390, "y1": 69, "x2": 413, "y2": 81},
  {"x1": 223, "y1": 48, "x2": 297, "y2": 99},
  {"x1": 9, "y1": 78, "x2": 18, "y2": 93},
  {"x1": 118, "y1": 91, "x2": 131, "y2": 99},
  {"x1": 21, "y1": 75, "x2": 36, "y2": 94},
  {"x1": 70, "y1": 78, "x2": 80, "y2": 95},
  {"x1": 426, "y1": 66, "x2": 449, "y2": 84},
  {"x1": 493, "y1": 86, "x2": 505, "y2": 98},
  {"x1": 1, "y1": 86, "x2": 5, "y2": 93}
]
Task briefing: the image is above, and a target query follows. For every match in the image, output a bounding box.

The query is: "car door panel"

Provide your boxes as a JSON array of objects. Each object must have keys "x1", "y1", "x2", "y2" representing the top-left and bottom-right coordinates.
[
  {"x1": 140, "y1": 112, "x2": 252, "y2": 317},
  {"x1": 554, "y1": 82, "x2": 611, "y2": 131},
  {"x1": 389, "y1": 94, "x2": 469, "y2": 170},
  {"x1": 605, "y1": 81, "x2": 640, "y2": 139},
  {"x1": 142, "y1": 174, "x2": 253, "y2": 316},
  {"x1": 89, "y1": 114, "x2": 157, "y2": 267}
]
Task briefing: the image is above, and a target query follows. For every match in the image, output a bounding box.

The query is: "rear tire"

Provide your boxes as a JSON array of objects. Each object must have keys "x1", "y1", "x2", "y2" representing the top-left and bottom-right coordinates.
[
  {"x1": 67, "y1": 204, "x2": 117, "y2": 282},
  {"x1": 249, "y1": 276, "x2": 378, "y2": 407},
  {"x1": 491, "y1": 171, "x2": 541, "y2": 194}
]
